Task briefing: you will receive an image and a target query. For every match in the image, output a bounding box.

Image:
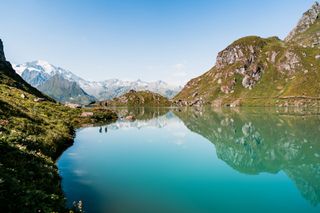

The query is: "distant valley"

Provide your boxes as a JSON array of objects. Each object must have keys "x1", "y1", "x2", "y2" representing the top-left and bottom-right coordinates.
[{"x1": 13, "y1": 60, "x2": 182, "y2": 105}]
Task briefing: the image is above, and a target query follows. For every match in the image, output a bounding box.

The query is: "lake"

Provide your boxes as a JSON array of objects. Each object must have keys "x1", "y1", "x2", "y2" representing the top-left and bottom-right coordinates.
[{"x1": 58, "y1": 107, "x2": 320, "y2": 213}]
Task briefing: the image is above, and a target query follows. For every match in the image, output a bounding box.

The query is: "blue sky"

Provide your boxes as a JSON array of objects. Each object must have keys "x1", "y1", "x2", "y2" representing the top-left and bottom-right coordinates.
[{"x1": 0, "y1": 0, "x2": 315, "y2": 85}]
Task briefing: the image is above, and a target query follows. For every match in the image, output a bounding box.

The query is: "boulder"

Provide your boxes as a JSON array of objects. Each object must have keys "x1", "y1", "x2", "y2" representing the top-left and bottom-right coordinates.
[
  {"x1": 34, "y1": 98, "x2": 46, "y2": 102},
  {"x1": 125, "y1": 115, "x2": 136, "y2": 121},
  {"x1": 80, "y1": 112, "x2": 94, "y2": 117},
  {"x1": 0, "y1": 119, "x2": 9, "y2": 126},
  {"x1": 65, "y1": 103, "x2": 82, "y2": 109},
  {"x1": 230, "y1": 99, "x2": 241, "y2": 108}
]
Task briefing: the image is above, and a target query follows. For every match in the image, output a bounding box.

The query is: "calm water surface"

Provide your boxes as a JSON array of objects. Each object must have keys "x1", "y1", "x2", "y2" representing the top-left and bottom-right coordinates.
[{"x1": 58, "y1": 108, "x2": 320, "y2": 213}]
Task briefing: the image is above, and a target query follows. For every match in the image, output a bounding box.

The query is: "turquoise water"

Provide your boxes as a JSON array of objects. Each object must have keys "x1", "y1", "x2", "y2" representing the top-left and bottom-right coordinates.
[{"x1": 58, "y1": 108, "x2": 320, "y2": 213}]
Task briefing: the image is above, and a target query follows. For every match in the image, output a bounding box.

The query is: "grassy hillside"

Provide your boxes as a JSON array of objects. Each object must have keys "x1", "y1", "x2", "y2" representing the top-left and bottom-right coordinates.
[
  {"x1": 174, "y1": 3, "x2": 320, "y2": 107},
  {"x1": 0, "y1": 58, "x2": 117, "y2": 212},
  {"x1": 174, "y1": 35, "x2": 320, "y2": 107},
  {"x1": 95, "y1": 90, "x2": 171, "y2": 107}
]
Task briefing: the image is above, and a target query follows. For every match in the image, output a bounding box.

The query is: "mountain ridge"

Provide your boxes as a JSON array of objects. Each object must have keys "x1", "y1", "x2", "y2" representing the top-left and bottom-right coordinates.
[{"x1": 13, "y1": 60, "x2": 182, "y2": 103}]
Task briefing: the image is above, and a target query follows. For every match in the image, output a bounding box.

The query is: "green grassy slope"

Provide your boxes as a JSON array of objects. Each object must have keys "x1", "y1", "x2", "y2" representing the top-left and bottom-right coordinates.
[
  {"x1": 174, "y1": 35, "x2": 320, "y2": 106},
  {"x1": 0, "y1": 59, "x2": 117, "y2": 212}
]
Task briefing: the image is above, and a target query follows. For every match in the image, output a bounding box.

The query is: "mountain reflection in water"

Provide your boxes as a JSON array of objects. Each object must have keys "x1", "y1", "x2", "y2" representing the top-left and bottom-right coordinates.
[
  {"x1": 59, "y1": 107, "x2": 320, "y2": 213},
  {"x1": 173, "y1": 107, "x2": 320, "y2": 206},
  {"x1": 107, "y1": 107, "x2": 320, "y2": 206}
]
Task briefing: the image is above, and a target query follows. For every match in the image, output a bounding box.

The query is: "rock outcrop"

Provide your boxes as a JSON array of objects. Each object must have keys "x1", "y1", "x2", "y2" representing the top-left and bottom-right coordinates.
[
  {"x1": 215, "y1": 36, "x2": 267, "y2": 91},
  {"x1": 0, "y1": 39, "x2": 6, "y2": 61}
]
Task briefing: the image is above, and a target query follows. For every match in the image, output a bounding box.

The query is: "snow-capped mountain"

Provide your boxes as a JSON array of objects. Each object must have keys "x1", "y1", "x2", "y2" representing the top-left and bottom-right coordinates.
[
  {"x1": 13, "y1": 60, "x2": 83, "y2": 87},
  {"x1": 13, "y1": 60, "x2": 182, "y2": 101},
  {"x1": 80, "y1": 78, "x2": 182, "y2": 100},
  {"x1": 13, "y1": 60, "x2": 95, "y2": 104}
]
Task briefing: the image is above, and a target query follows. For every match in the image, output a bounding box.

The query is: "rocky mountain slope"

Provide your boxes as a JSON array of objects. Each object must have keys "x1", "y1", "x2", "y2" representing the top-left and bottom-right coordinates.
[
  {"x1": 285, "y1": 2, "x2": 320, "y2": 47},
  {"x1": 37, "y1": 74, "x2": 96, "y2": 104},
  {"x1": 13, "y1": 61, "x2": 182, "y2": 102},
  {"x1": 0, "y1": 39, "x2": 117, "y2": 212},
  {"x1": 94, "y1": 90, "x2": 171, "y2": 107},
  {"x1": 174, "y1": 2, "x2": 320, "y2": 107}
]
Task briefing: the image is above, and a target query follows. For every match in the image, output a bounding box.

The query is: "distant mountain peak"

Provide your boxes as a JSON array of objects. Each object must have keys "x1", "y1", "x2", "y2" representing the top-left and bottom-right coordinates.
[{"x1": 285, "y1": 1, "x2": 320, "y2": 43}]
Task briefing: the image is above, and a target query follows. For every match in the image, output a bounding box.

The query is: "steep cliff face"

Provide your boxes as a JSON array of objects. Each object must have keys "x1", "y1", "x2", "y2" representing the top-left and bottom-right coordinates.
[
  {"x1": 0, "y1": 39, "x2": 6, "y2": 61},
  {"x1": 174, "y1": 2, "x2": 320, "y2": 107}
]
